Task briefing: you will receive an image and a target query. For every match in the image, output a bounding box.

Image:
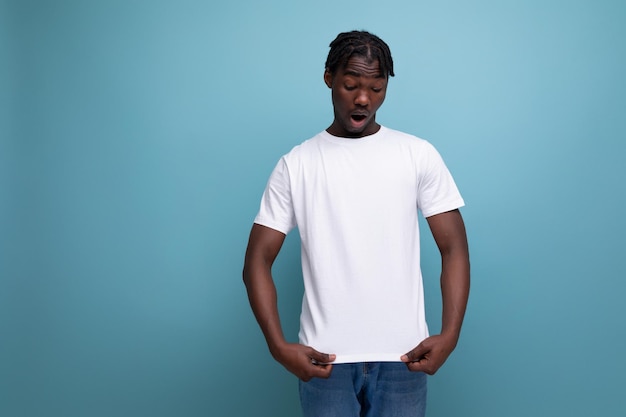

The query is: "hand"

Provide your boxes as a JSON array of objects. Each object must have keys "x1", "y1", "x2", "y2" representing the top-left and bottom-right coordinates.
[
  {"x1": 272, "y1": 343, "x2": 336, "y2": 381},
  {"x1": 401, "y1": 334, "x2": 458, "y2": 375}
]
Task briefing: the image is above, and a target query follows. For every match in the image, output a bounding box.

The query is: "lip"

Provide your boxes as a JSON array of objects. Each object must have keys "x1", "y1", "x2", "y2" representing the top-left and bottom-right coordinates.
[{"x1": 349, "y1": 112, "x2": 369, "y2": 128}]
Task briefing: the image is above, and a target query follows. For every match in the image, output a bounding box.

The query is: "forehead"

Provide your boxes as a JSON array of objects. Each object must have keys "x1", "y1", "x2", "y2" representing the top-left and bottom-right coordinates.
[{"x1": 340, "y1": 55, "x2": 384, "y2": 78}]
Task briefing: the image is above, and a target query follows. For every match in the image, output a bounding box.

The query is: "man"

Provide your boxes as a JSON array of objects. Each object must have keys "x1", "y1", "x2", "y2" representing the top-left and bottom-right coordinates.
[{"x1": 243, "y1": 30, "x2": 470, "y2": 417}]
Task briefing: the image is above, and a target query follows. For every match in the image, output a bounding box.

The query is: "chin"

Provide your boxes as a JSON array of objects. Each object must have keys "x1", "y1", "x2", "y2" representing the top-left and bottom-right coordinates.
[{"x1": 346, "y1": 121, "x2": 369, "y2": 133}]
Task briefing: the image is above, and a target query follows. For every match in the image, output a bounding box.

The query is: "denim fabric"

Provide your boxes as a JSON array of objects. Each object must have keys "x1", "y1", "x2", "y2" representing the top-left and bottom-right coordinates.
[{"x1": 299, "y1": 362, "x2": 427, "y2": 417}]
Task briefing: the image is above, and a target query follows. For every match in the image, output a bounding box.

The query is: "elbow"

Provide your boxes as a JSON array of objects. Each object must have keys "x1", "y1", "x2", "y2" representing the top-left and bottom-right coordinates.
[
  {"x1": 242, "y1": 256, "x2": 261, "y2": 289},
  {"x1": 242, "y1": 263, "x2": 252, "y2": 288}
]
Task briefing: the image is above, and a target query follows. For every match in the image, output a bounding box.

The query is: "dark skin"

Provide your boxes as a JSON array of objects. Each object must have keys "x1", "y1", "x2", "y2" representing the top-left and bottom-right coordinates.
[
  {"x1": 324, "y1": 55, "x2": 388, "y2": 138},
  {"x1": 243, "y1": 55, "x2": 470, "y2": 381},
  {"x1": 401, "y1": 209, "x2": 470, "y2": 374},
  {"x1": 243, "y1": 224, "x2": 334, "y2": 382}
]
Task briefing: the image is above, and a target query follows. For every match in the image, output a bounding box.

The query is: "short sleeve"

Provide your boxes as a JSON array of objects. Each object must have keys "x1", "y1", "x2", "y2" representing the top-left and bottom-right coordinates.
[
  {"x1": 254, "y1": 157, "x2": 297, "y2": 234},
  {"x1": 417, "y1": 142, "x2": 465, "y2": 218}
]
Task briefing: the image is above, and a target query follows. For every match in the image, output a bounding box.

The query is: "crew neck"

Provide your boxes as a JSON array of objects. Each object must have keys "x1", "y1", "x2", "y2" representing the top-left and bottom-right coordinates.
[{"x1": 321, "y1": 125, "x2": 387, "y2": 144}]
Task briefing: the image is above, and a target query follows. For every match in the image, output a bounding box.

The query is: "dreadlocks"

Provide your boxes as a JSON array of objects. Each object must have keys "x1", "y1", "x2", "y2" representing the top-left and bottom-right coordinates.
[{"x1": 325, "y1": 30, "x2": 395, "y2": 78}]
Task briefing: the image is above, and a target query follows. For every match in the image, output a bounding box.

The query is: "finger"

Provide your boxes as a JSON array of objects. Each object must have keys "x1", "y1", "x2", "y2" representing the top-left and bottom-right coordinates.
[
  {"x1": 402, "y1": 344, "x2": 427, "y2": 363},
  {"x1": 311, "y1": 363, "x2": 333, "y2": 379},
  {"x1": 309, "y1": 349, "x2": 336, "y2": 365},
  {"x1": 405, "y1": 359, "x2": 427, "y2": 373},
  {"x1": 406, "y1": 357, "x2": 440, "y2": 375}
]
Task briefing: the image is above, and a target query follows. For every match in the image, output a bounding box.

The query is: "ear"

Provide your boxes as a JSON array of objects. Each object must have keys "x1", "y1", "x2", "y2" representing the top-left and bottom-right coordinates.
[{"x1": 323, "y1": 70, "x2": 333, "y2": 88}]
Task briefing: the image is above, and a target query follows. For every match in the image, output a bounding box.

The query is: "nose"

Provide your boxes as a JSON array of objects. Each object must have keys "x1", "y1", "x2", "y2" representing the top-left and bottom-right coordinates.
[{"x1": 354, "y1": 89, "x2": 369, "y2": 106}]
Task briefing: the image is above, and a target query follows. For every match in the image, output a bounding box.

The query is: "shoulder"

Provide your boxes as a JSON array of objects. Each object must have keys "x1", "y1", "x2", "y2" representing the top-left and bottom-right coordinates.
[
  {"x1": 382, "y1": 126, "x2": 440, "y2": 156},
  {"x1": 383, "y1": 126, "x2": 432, "y2": 146},
  {"x1": 281, "y1": 131, "x2": 326, "y2": 162}
]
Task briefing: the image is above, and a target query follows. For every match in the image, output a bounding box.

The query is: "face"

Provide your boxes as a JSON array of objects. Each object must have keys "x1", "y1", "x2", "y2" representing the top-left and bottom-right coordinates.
[{"x1": 324, "y1": 55, "x2": 388, "y2": 138}]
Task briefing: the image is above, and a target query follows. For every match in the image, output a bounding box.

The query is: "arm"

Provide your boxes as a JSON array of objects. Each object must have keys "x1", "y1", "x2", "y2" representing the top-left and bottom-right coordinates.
[
  {"x1": 242, "y1": 223, "x2": 335, "y2": 381},
  {"x1": 402, "y1": 209, "x2": 470, "y2": 374}
]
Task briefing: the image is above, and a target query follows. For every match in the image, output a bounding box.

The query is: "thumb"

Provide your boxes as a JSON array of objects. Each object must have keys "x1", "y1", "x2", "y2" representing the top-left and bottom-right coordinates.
[
  {"x1": 309, "y1": 349, "x2": 336, "y2": 365},
  {"x1": 401, "y1": 343, "x2": 427, "y2": 363}
]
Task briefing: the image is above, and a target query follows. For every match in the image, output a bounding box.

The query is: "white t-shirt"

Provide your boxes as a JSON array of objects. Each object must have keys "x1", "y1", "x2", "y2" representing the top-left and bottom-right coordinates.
[{"x1": 254, "y1": 126, "x2": 464, "y2": 363}]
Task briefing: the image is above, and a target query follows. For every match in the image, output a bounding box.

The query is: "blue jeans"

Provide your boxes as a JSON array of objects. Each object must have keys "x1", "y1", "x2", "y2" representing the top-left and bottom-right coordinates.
[{"x1": 299, "y1": 362, "x2": 427, "y2": 417}]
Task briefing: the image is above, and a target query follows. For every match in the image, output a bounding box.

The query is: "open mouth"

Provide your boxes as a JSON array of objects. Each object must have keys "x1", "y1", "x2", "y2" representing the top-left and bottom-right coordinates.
[{"x1": 351, "y1": 114, "x2": 367, "y2": 122}]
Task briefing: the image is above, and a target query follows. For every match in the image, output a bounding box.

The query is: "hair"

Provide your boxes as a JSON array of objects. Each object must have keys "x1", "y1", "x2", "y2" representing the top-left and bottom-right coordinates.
[{"x1": 325, "y1": 30, "x2": 395, "y2": 78}]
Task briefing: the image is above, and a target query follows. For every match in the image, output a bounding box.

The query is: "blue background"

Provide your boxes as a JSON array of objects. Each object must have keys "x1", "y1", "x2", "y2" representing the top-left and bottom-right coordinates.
[{"x1": 2, "y1": 1, "x2": 625, "y2": 416}]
